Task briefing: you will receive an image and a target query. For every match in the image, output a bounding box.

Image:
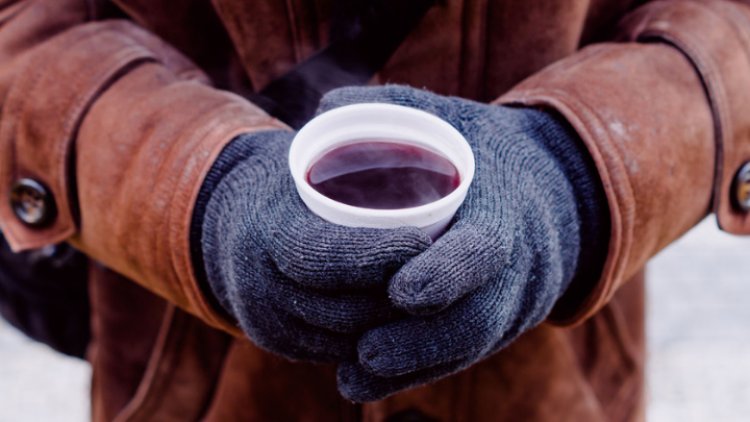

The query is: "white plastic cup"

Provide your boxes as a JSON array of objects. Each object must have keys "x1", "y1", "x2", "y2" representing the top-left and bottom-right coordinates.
[{"x1": 289, "y1": 103, "x2": 475, "y2": 239}]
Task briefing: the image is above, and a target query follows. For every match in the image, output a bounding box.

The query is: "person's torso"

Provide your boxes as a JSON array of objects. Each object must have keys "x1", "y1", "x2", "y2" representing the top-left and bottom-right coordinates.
[
  {"x1": 110, "y1": 0, "x2": 641, "y2": 101},
  {"x1": 90, "y1": 1, "x2": 647, "y2": 421}
]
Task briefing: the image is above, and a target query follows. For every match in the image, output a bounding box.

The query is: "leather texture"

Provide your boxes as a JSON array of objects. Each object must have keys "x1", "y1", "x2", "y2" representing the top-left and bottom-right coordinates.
[
  {"x1": 0, "y1": 0, "x2": 95, "y2": 249},
  {"x1": 617, "y1": 0, "x2": 750, "y2": 234},
  {"x1": 71, "y1": 48, "x2": 285, "y2": 335},
  {"x1": 499, "y1": 41, "x2": 715, "y2": 324},
  {"x1": 0, "y1": 0, "x2": 746, "y2": 420},
  {"x1": 0, "y1": 0, "x2": 287, "y2": 334},
  {"x1": 87, "y1": 265, "x2": 231, "y2": 422},
  {"x1": 500, "y1": 0, "x2": 750, "y2": 323}
]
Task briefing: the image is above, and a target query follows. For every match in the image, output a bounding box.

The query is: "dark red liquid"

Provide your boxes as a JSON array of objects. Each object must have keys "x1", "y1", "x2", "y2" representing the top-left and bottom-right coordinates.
[{"x1": 306, "y1": 140, "x2": 460, "y2": 209}]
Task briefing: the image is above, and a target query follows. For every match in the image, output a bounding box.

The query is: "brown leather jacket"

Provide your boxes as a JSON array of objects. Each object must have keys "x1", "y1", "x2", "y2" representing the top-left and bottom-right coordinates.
[{"x1": 1, "y1": 0, "x2": 749, "y2": 421}]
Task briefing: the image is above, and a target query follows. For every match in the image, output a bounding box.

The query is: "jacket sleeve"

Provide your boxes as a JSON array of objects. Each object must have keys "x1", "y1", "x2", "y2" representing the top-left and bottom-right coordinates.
[
  {"x1": 0, "y1": 0, "x2": 286, "y2": 335},
  {"x1": 497, "y1": 0, "x2": 750, "y2": 325}
]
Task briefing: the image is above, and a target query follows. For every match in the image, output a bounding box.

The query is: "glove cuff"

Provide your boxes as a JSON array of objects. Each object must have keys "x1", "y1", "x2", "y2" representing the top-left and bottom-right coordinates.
[
  {"x1": 190, "y1": 132, "x2": 283, "y2": 321},
  {"x1": 519, "y1": 107, "x2": 610, "y2": 317}
]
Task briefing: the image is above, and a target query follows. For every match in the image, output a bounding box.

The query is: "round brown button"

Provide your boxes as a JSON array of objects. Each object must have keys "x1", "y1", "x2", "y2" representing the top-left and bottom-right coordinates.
[
  {"x1": 736, "y1": 162, "x2": 750, "y2": 212},
  {"x1": 9, "y1": 178, "x2": 56, "y2": 227}
]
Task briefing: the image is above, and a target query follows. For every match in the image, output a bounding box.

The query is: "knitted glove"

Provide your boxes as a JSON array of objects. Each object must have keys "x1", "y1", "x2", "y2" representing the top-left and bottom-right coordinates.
[
  {"x1": 193, "y1": 130, "x2": 431, "y2": 362},
  {"x1": 317, "y1": 86, "x2": 608, "y2": 401}
]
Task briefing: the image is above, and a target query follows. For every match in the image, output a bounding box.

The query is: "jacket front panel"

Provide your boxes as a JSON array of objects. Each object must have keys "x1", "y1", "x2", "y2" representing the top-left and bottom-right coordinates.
[
  {"x1": 113, "y1": 0, "x2": 641, "y2": 101},
  {"x1": 1, "y1": 0, "x2": 741, "y2": 420},
  {"x1": 93, "y1": 273, "x2": 644, "y2": 422},
  {"x1": 90, "y1": 1, "x2": 647, "y2": 421}
]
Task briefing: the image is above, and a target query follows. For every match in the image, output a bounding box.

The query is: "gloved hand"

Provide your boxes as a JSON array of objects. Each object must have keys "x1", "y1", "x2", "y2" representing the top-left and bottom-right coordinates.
[
  {"x1": 194, "y1": 130, "x2": 432, "y2": 362},
  {"x1": 317, "y1": 86, "x2": 608, "y2": 401}
]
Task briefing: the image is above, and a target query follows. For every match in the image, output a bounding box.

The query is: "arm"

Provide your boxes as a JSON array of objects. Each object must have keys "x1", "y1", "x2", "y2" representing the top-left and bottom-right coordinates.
[
  {"x1": 500, "y1": 0, "x2": 750, "y2": 324},
  {"x1": 330, "y1": 0, "x2": 750, "y2": 401},
  {"x1": 0, "y1": 0, "x2": 431, "y2": 353},
  {"x1": 0, "y1": 0, "x2": 284, "y2": 334}
]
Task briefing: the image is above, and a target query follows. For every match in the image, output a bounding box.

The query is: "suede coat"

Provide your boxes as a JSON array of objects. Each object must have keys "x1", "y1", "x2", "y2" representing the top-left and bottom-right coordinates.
[{"x1": 0, "y1": 0, "x2": 749, "y2": 421}]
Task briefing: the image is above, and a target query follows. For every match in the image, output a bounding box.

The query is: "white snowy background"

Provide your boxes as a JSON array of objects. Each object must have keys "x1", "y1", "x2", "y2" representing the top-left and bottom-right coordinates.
[{"x1": 0, "y1": 218, "x2": 748, "y2": 421}]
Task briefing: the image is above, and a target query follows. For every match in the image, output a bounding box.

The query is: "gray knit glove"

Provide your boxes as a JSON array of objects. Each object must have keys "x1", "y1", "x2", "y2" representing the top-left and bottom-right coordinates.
[
  {"x1": 199, "y1": 131, "x2": 431, "y2": 362},
  {"x1": 317, "y1": 86, "x2": 606, "y2": 401}
]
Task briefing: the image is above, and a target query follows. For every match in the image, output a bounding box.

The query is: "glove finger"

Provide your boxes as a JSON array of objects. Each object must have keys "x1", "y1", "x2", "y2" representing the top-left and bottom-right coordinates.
[
  {"x1": 271, "y1": 279, "x2": 398, "y2": 334},
  {"x1": 238, "y1": 302, "x2": 357, "y2": 362},
  {"x1": 388, "y1": 221, "x2": 511, "y2": 315},
  {"x1": 337, "y1": 358, "x2": 469, "y2": 403},
  {"x1": 359, "y1": 278, "x2": 522, "y2": 377},
  {"x1": 220, "y1": 252, "x2": 360, "y2": 361},
  {"x1": 268, "y1": 190, "x2": 432, "y2": 290},
  {"x1": 235, "y1": 251, "x2": 399, "y2": 334}
]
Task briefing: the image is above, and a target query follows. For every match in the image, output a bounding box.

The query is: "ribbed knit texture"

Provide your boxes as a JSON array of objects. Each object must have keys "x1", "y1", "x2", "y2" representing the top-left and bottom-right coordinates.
[
  {"x1": 312, "y1": 86, "x2": 608, "y2": 402},
  {"x1": 197, "y1": 130, "x2": 431, "y2": 362},
  {"x1": 190, "y1": 85, "x2": 608, "y2": 401}
]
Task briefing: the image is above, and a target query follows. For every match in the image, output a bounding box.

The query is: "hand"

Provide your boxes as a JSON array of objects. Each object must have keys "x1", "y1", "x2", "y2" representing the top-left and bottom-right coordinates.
[
  {"x1": 199, "y1": 130, "x2": 431, "y2": 362},
  {"x1": 317, "y1": 86, "x2": 606, "y2": 401}
]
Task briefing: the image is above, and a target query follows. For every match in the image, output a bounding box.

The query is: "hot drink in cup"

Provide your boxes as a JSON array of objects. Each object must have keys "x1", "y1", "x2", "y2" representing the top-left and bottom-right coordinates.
[
  {"x1": 289, "y1": 104, "x2": 475, "y2": 239},
  {"x1": 306, "y1": 140, "x2": 461, "y2": 209}
]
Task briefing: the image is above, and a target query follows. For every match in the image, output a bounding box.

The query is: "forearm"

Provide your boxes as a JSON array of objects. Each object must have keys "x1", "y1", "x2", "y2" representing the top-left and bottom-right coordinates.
[
  {"x1": 0, "y1": 2, "x2": 285, "y2": 334},
  {"x1": 69, "y1": 56, "x2": 282, "y2": 334},
  {"x1": 499, "y1": 0, "x2": 750, "y2": 324}
]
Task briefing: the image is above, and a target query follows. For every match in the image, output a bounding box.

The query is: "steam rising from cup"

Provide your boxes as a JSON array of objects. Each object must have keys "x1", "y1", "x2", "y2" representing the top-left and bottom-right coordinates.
[{"x1": 289, "y1": 103, "x2": 475, "y2": 239}]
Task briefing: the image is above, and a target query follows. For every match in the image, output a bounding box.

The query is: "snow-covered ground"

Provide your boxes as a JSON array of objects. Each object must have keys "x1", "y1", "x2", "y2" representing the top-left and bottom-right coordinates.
[
  {"x1": 0, "y1": 320, "x2": 89, "y2": 421},
  {"x1": 647, "y1": 218, "x2": 750, "y2": 421},
  {"x1": 0, "y1": 218, "x2": 748, "y2": 421}
]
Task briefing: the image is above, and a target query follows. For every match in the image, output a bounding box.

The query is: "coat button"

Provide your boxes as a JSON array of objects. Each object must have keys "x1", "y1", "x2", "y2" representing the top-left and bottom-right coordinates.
[
  {"x1": 9, "y1": 178, "x2": 56, "y2": 227},
  {"x1": 736, "y1": 161, "x2": 750, "y2": 212}
]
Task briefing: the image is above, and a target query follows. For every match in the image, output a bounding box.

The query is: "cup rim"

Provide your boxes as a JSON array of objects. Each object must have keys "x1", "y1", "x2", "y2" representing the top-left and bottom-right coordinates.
[{"x1": 289, "y1": 103, "x2": 475, "y2": 227}]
